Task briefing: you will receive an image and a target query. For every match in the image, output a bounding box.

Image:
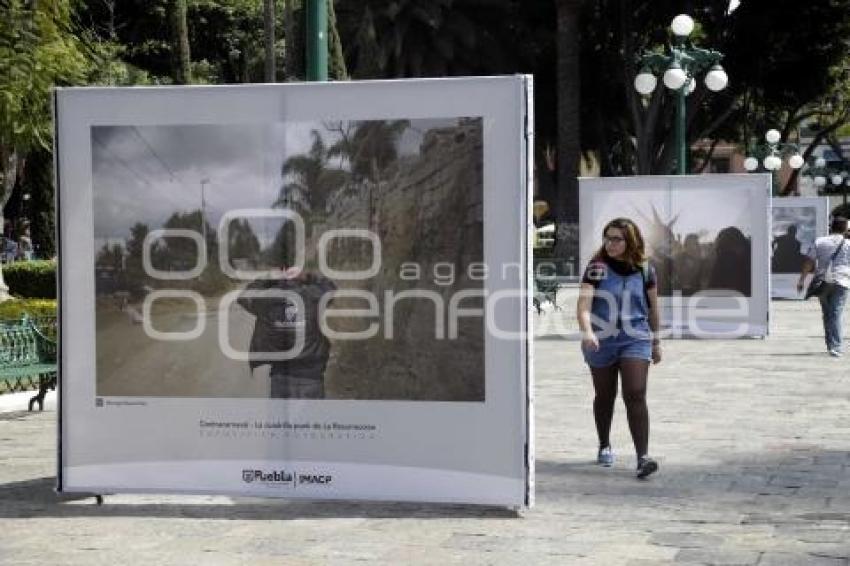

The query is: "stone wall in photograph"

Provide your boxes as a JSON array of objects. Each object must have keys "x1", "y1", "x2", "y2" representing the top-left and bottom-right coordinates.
[{"x1": 321, "y1": 119, "x2": 484, "y2": 401}]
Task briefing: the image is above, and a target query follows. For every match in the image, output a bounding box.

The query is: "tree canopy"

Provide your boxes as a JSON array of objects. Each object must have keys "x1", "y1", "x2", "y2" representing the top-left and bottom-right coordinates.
[{"x1": 4, "y1": 0, "x2": 850, "y2": 264}]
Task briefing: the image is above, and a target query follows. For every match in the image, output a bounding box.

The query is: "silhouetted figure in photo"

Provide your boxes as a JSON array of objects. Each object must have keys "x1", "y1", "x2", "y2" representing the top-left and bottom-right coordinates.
[
  {"x1": 238, "y1": 268, "x2": 336, "y2": 399},
  {"x1": 708, "y1": 226, "x2": 751, "y2": 296},
  {"x1": 672, "y1": 233, "x2": 706, "y2": 296},
  {"x1": 772, "y1": 225, "x2": 804, "y2": 273}
]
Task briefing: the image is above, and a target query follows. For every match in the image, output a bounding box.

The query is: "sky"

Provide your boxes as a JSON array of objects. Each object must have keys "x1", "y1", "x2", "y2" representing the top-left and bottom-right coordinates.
[
  {"x1": 91, "y1": 118, "x2": 460, "y2": 246},
  {"x1": 589, "y1": 184, "x2": 755, "y2": 248}
]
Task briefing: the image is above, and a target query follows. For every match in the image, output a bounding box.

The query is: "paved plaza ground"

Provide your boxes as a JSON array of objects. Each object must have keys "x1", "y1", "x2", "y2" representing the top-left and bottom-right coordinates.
[{"x1": 0, "y1": 288, "x2": 848, "y2": 565}]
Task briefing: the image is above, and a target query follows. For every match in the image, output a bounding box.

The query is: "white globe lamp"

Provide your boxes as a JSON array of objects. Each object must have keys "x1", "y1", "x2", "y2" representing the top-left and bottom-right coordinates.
[
  {"x1": 764, "y1": 129, "x2": 781, "y2": 145},
  {"x1": 814, "y1": 175, "x2": 827, "y2": 188},
  {"x1": 671, "y1": 14, "x2": 695, "y2": 37},
  {"x1": 743, "y1": 157, "x2": 759, "y2": 172},
  {"x1": 704, "y1": 65, "x2": 728, "y2": 92},
  {"x1": 663, "y1": 63, "x2": 687, "y2": 90},
  {"x1": 634, "y1": 70, "x2": 657, "y2": 95},
  {"x1": 788, "y1": 154, "x2": 804, "y2": 169},
  {"x1": 815, "y1": 157, "x2": 827, "y2": 168},
  {"x1": 763, "y1": 155, "x2": 781, "y2": 171}
]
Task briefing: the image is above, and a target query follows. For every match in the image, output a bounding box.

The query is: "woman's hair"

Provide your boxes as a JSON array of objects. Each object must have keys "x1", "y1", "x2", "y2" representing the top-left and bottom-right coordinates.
[{"x1": 594, "y1": 217, "x2": 647, "y2": 267}]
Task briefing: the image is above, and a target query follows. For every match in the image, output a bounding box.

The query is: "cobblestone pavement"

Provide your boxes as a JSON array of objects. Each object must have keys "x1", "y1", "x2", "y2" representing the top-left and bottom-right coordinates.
[{"x1": 0, "y1": 290, "x2": 848, "y2": 565}]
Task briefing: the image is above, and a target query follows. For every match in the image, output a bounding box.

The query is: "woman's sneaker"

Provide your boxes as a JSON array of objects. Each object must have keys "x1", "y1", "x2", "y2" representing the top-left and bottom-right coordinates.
[
  {"x1": 636, "y1": 456, "x2": 658, "y2": 479},
  {"x1": 597, "y1": 446, "x2": 614, "y2": 467}
]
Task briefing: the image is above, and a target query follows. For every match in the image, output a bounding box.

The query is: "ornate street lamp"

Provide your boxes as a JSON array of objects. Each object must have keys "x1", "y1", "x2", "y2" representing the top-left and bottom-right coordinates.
[
  {"x1": 634, "y1": 14, "x2": 729, "y2": 175},
  {"x1": 743, "y1": 129, "x2": 804, "y2": 195},
  {"x1": 801, "y1": 156, "x2": 850, "y2": 203}
]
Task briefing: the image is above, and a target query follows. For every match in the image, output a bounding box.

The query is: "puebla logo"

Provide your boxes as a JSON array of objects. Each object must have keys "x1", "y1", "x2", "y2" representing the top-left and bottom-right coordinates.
[{"x1": 242, "y1": 469, "x2": 294, "y2": 484}]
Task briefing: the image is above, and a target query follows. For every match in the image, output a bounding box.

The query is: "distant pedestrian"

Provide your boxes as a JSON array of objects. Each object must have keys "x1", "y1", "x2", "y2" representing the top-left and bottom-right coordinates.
[
  {"x1": 1, "y1": 235, "x2": 17, "y2": 263},
  {"x1": 576, "y1": 217, "x2": 661, "y2": 479},
  {"x1": 798, "y1": 216, "x2": 850, "y2": 357},
  {"x1": 17, "y1": 226, "x2": 33, "y2": 261}
]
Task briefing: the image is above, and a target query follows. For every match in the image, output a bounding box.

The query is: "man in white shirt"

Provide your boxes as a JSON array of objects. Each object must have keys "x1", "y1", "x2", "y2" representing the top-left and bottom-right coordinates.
[{"x1": 797, "y1": 217, "x2": 850, "y2": 357}]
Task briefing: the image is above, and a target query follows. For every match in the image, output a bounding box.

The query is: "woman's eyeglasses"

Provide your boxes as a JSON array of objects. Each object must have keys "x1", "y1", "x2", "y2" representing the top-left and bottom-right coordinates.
[{"x1": 604, "y1": 235, "x2": 625, "y2": 244}]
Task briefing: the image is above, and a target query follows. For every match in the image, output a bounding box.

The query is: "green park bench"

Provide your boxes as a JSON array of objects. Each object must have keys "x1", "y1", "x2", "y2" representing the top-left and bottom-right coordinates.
[{"x1": 0, "y1": 316, "x2": 57, "y2": 411}]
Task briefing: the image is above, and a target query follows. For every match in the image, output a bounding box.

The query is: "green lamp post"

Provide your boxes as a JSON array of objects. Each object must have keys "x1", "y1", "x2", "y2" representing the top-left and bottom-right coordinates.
[
  {"x1": 306, "y1": 0, "x2": 328, "y2": 81},
  {"x1": 634, "y1": 14, "x2": 729, "y2": 175}
]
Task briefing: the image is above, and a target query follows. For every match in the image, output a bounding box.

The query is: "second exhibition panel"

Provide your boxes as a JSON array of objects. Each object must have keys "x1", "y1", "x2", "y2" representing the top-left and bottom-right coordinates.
[{"x1": 579, "y1": 174, "x2": 771, "y2": 338}]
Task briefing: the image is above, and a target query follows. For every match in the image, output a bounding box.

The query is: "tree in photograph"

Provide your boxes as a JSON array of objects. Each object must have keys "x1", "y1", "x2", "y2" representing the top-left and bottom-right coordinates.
[
  {"x1": 162, "y1": 210, "x2": 216, "y2": 266},
  {"x1": 228, "y1": 219, "x2": 261, "y2": 264},
  {"x1": 123, "y1": 222, "x2": 151, "y2": 295},
  {"x1": 276, "y1": 130, "x2": 347, "y2": 216},
  {"x1": 328, "y1": 120, "x2": 409, "y2": 182},
  {"x1": 96, "y1": 242, "x2": 126, "y2": 273}
]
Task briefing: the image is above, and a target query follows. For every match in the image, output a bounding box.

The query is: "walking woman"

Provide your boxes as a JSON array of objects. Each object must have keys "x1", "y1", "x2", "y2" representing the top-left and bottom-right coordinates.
[{"x1": 576, "y1": 218, "x2": 662, "y2": 478}]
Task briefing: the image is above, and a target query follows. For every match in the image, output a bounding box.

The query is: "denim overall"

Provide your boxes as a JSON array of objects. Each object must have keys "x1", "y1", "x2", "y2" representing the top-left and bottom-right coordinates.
[{"x1": 583, "y1": 261, "x2": 652, "y2": 367}]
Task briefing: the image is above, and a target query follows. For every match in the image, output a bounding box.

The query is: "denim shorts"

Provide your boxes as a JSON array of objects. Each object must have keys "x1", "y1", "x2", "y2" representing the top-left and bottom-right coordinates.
[{"x1": 582, "y1": 331, "x2": 652, "y2": 368}]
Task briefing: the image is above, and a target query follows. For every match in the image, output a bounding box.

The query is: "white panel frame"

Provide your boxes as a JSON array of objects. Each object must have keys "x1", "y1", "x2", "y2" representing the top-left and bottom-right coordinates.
[{"x1": 54, "y1": 76, "x2": 533, "y2": 506}]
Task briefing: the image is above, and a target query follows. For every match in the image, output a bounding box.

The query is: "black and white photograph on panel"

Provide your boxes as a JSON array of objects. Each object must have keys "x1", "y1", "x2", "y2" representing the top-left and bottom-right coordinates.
[
  {"x1": 91, "y1": 118, "x2": 485, "y2": 401},
  {"x1": 579, "y1": 174, "x2": 771, "y2": 337},
  {"x1": 770, "y1": 197, "x2": 830, "y2": 299},
  {"x1": 582, "y1": 181, "x2": 754, "y2": 297},
  {"x1": 772, "y1": 207, "x2": 816, "y2": 273}
]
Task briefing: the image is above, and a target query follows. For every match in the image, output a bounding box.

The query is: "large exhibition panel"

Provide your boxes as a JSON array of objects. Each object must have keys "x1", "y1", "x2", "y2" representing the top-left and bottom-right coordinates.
[
  {"x1": 579, "y1": 174, "x2": 772, "y2": 338},
  {"x1": 771, "y1": 197, "x2": 830, "y2": 299},
  {"x1": 54, "y1": 76, "x2": 533, "y2": 506}
]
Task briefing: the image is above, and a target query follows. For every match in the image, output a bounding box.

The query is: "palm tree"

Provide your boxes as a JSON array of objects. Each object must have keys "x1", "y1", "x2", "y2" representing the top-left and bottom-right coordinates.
[
  {"x1": 327, "y1": 120, "x2": 409, "y2": 230},
  {"x1": 328, "y1": 120, "x2": 409, "y2": 181},
  {"x1": 276, "y1": 130, "x2": 346, "y2": 215}
]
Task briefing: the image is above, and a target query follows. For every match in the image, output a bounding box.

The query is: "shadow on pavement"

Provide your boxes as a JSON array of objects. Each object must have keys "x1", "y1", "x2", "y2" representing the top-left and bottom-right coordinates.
[{"x1": 0, "y1": 477, "x2": 518, "y2": 520}]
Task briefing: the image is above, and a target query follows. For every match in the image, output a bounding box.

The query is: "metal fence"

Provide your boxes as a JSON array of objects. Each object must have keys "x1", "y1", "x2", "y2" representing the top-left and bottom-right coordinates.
[{"x1": 0, "y1": 316, "x2": 57, "y2": 394}]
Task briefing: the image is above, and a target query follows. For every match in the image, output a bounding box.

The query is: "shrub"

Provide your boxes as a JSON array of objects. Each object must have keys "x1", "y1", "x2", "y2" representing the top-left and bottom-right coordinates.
[
  {"x1": 0, "y1": 298, "x2": 58, "y2": 321},
  {"x1": 3, "y1": 260, "x2": 57, "y2": 298}
]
